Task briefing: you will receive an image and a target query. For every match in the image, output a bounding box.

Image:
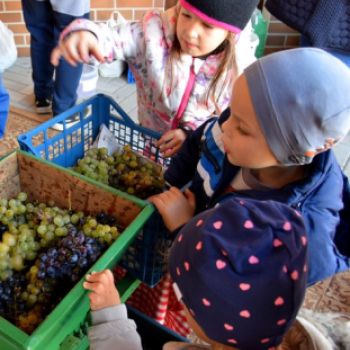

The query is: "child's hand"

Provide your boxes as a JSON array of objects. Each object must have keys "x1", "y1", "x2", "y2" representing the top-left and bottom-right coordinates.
[
  {"x1": 155, "y1": 129, "x2": 188, "y2": 158},
  {"x1": 83, "y1": 270, "x2": 120, "y2": 311},
  {"x1": 51, "y1": 31, "x2": 105, "y2": 67},
  {"x1": 149, "y1": 187, "x2": 196, "y2": 232}
]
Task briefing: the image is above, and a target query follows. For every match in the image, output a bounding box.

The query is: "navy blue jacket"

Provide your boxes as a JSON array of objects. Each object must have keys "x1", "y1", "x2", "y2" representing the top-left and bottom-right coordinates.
[{"x1": 165, "y1": 110, "x2": 350, "y2": 286}]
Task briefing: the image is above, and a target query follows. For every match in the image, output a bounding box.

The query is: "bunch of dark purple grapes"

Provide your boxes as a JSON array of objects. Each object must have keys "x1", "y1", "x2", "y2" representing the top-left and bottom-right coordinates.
[
  {"x1": 35, "y1": 227, "x2": 107, "y2": 284},
  {"x1": 0, "y1": 272, "x2": 27, "y2": 323}
]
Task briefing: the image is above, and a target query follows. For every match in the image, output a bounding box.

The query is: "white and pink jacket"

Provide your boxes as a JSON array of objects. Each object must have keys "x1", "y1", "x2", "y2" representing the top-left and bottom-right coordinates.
[{"x1": 61, "y1": 6, "x2": 256, "y2": 134}]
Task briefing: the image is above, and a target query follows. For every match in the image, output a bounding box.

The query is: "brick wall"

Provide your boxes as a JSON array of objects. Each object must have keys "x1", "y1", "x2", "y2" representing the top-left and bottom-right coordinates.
[
  {"x1": 0, "y1": 0, "x2": 299, "y2": 57},
  {"x1": 263, "y1": 12, "x2": 300, "y2": 55},
  {"x1": 0, "y1": 0, "x2": 165, "y2": 56}
]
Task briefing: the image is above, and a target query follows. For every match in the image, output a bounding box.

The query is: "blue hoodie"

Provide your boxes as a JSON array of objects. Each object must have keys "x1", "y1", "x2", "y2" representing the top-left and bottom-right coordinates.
[{"x1": 165, "y1": 110, "x2": 350, "y2": 286}]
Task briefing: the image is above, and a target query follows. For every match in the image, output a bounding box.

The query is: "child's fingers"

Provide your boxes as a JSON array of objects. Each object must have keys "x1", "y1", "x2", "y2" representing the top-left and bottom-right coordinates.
[
  {"x1": 64, "y1": 39, "x2": 84, "y2": 64},
  {"x1": 88, "y1": 292, "x2": 103, "y2": 310},
  {"x1": 57, "y1": 42, "x2": 78, "y2": 67},
  {"x1": 86, "y1": 272, "x2": 101, "y2": 282},
  {"x1": 76, "y1": 40, "x2": 91, "y2": 63},
  {"x1": 84, "y1": 281, "x2": 106, "y2": 294},
  {"x1": 50, "y1": 47, "x2": 62, "y2": 67},
  {"x1": 83, "y1": 281, "x2": 95, "y2": 290},
  {"x1": 103, "y1": 269, "x2": 115, "y2": 283},
  {"x1": 162, "y1": 147, "x2": 178, "y2": 158},
  {"x1": 169, "y1": 186, "x2": 183, "y2": 197},
  {"x1": 184, "y1": 189, "x2": 196, "y2": 211},
  {"x1": 88, "y1": 46, "x2": 105, "y2": 63},
  {"x1": 155, "y1": 131, "x2": 173, "y2": 148}
]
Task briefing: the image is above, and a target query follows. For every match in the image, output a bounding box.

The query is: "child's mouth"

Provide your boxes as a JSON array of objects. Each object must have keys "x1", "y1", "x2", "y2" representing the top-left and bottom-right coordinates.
[{"x1": 185, "y1": 41, "x2": 196, "y2": 48}]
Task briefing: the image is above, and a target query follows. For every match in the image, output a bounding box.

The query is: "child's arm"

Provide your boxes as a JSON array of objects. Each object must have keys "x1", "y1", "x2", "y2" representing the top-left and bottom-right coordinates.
[
  {"x1": 51, "y1": 12, "x2": 149, "y2": 67},
  {"x1": 149, "y1": 187, "x2": 196, "y2": 232},
  {"x1": 83, "y1": 270, "x2": 143, "y2": 350}
]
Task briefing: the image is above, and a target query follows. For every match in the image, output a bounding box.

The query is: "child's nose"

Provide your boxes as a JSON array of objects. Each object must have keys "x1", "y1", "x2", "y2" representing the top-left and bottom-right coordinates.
[{"x1": 186, "y1": 21, "x2": 200, "y2": 38}]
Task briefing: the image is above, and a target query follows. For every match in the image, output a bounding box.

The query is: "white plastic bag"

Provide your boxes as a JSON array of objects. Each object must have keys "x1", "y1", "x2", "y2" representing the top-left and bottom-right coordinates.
[
  {"x1": 0, "y1": 21, "x2": 18, "y2": 72},
  {"x1": 98, "y1": 11, "x2": 127, "y2": 78}
]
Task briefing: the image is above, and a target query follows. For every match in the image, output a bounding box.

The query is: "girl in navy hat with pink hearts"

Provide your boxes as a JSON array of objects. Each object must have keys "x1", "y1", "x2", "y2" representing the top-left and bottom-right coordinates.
[{"x1": 83, "y1": 198, "x2": 350, "y2": 349}]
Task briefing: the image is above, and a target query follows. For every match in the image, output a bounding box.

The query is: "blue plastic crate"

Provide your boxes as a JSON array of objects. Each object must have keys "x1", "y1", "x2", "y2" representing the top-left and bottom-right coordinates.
[
  {"x1": 18, "y1": 94, "x2": 171, "y2": 287},
  {"x1": 127, "y1": 67, "x2": 135, "y2": 84}
]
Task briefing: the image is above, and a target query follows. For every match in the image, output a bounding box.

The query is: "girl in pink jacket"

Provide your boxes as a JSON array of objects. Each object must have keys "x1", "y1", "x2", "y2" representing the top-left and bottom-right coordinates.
[{"x1": 51, "y1": 0, "x2": 259, "y2": 157}]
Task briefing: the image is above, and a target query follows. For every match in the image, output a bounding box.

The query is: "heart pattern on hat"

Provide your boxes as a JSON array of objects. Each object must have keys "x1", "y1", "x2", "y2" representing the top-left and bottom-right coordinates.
[
  {"x1": 274, "y1": 297, "x2": 284, "y2": 306},
  {"x1": 283, "y1": 222, "x2": 292, "y2": 231},
  {"x1": 203, "y1": 298, "x2": 211, "y2": 306},
  {"x1": 239, "y1": 283, "x2": 251, "y2": 291},
  {"x1": 249, "y1": 255, "x2": 259, "y2": 264},
  {"x1": 216, "y1": 259, "x2": 226, "y2": 269},
  {"x1": 273, "y1": 239, "x2": 283, "y2": 247},
  {"x1": 240, "y1": 310, "x2": 251, "y2": 318},
  {"x1": 291, "y1": 270, "x2": 299, "y2": 280},
  {"x1": 196, "y1": 220, "x2": 203, "y2": 227},
  {"x1": 277, "y1": 319, "x2": 286, "y2": 326},
  {"x1": 213, "y1": 221, "x2": 223, "y2": 229},
  {"x1": 244, "y1": 220, "x2": 254, "y2": 229},
  {"x1": 224, "y1": 323, "x2": 234, "y2": 330}
]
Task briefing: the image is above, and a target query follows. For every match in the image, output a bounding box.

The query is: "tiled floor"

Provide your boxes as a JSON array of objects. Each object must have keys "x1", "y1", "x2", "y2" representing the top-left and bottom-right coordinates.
[{"x1": 2, "y1": 57, "x2": 350, "y2": 318}]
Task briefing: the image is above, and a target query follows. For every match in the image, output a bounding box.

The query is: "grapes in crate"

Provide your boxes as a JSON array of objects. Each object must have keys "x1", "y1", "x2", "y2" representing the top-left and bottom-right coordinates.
[
  {"x1": 0, "y1": 192, "x2": 122, "y2": 334},
  {"x1": 69, "y1": 145, "x2": 166, "y2": 199}
]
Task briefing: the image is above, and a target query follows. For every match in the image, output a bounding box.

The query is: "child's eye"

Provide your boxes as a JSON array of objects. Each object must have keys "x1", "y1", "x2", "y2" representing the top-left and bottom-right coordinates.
[
  {"x1": 236, "y1": 126, "x2": 249, "y2": 135},
  {"x1": 203, "y1": 22, "x2": 213, "y2": 29},
  {"x1": 182, "y1": 13, "x2": 191, "y2": 19}
]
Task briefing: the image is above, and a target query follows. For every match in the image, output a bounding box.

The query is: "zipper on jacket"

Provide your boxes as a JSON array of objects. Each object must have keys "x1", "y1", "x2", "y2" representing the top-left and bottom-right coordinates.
[{"x1": 200, "y1": 136, "x2": 221, "y2": 174}]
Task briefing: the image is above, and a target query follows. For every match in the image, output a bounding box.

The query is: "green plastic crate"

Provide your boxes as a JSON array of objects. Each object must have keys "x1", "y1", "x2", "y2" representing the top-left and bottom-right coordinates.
[{"x1": 0, "y1": 150, "x2": 154, "y2": 350}]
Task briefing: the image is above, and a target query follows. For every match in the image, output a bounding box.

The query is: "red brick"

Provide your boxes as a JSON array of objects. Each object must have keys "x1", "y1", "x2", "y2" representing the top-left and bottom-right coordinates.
[
  {"x1": 266, "y1": 35, "x2": 285, "y2": 46},
  {"x1": 117, "y1": 0, "x2": 152, "y2": 7},
  {"x1": 154, "y1": 0, "x2": 165, "y2": 8},
  {"x1": 5, "y1": 1, "x2": 22, "y2": 11},
  {"x1": 286, "y1": 35, "x2": 300, "y2": 46},
  {"x1": 268, "y1": 22, "x2": 298, "y2": 34},
  {"x1": 135, "y1": 10, "x2": 146, "y2": 21},
  {"x1": 91, "y1": 0, "x2": 115, "y2": 8},
  {"x1": 18, "y1": 47, "x2": 30, "y2": 56},
  {"x1": 0, "y1": 12, "x2": 22, "y2": 23},
  {"x1": 7, "y1": 23, "x2": 28, "y2": 34},
  {"x1": 14, "y1": 35, "x2": 25, "y2": 45}
]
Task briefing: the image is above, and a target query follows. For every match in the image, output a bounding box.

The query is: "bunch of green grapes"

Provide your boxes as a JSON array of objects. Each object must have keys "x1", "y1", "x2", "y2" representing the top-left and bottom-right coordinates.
[
  {"x1": 69, "y1": 146, "x2": 165, "y2": 199},
  {"x1": 0, "y1": 193, "x2": 123, "y2": 334}
]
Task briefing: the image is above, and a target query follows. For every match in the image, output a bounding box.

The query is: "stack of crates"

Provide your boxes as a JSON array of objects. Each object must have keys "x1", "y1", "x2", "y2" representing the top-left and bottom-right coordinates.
[{"x1": 18, "y1": 94, "x2": 171, "y2": 287}]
